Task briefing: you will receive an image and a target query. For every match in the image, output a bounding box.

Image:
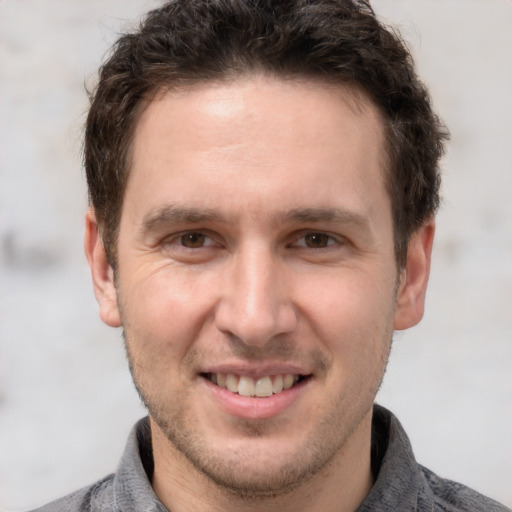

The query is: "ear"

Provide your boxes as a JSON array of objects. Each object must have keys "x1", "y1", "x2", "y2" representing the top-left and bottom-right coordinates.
[
  {"x1": 393, "y1": 218, "x2": 435, "y2": 331},
  {"x1": 84, "y1": 209, "x2": 122, "y2": 328}
]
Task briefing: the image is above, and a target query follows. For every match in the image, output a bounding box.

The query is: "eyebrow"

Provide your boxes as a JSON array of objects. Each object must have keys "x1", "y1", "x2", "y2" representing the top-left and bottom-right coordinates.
[
  {"x1": 282, "y1": 207, "x2": 370, "y2": 229},
  {"x1": 139, "y1": 205, "x2": 372, "y2": 235},
  {"x1": 140, "y1": 206, "x2": 225, "y2": 234}
]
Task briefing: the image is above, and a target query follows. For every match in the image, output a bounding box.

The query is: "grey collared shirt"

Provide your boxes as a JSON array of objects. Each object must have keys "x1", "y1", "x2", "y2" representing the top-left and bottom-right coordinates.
[{"x1": 32, "y1": 405, "x2": 510, "y2": 511}]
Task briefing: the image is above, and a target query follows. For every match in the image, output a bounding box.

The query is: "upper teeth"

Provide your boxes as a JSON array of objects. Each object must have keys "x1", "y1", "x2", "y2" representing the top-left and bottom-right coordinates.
[{"x1": 208, "y1": 373, "x2": 299, "y2": 397}]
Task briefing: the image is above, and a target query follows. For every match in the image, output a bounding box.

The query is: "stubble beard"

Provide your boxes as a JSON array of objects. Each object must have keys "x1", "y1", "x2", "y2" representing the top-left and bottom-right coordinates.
[{"x1": 123, "y1": 330, "x2": 393, "y2": 500}]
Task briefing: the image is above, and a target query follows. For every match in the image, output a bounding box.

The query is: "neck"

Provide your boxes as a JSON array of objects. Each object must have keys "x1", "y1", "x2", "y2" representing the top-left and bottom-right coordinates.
[{"x1": 150, "y1": 412, "x2": 374, "y2": 512}]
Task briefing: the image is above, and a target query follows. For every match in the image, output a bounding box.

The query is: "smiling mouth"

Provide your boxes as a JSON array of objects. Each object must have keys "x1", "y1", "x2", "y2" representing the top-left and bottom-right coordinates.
[{"x1": 202, "y1": 373, "x2": 309, "y2": 398}]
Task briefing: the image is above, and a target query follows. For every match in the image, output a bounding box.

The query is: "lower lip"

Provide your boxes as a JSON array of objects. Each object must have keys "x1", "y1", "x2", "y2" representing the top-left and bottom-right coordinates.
[{"x1": 202, "y1": 377, "x2": 310, "y2": 420}]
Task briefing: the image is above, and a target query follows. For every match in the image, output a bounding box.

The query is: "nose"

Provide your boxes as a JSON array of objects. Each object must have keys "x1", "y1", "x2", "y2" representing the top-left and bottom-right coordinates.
[{"x1": 214, "y1": 244, "x2": 298, "y2": 347}]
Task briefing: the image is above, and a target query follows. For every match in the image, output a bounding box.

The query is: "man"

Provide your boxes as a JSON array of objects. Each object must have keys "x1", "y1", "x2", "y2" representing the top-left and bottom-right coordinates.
[{"x1": 33, "y1": 0, "x2": 509, "y2": 511}]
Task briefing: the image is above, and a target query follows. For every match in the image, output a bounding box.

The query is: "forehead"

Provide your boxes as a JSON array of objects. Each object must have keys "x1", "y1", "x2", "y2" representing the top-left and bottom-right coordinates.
[
  {"x1": 125, "y1": 76, "x2": 389, "y2": 230},
  {"x1": 135, "y1": 76, "x2": 383, "y2": 153}
]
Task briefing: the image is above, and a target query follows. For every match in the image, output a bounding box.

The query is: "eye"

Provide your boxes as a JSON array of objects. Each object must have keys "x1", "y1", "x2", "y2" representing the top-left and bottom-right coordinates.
[
  {"x1": 303, "y1": 233, "x2": 333, "y2": 248},
  {"x1": 293, "y1": 232, "x2": 338, "y2": 248},
  {"x1": 162, "y1": 231, "x2": 218, "y2": 251},
  {"x1": 159, "y1": 231, "x2": 222, "y2": 262},
  {"x1": 179, "y1": 232, "x2": 210, "y2": 248}
]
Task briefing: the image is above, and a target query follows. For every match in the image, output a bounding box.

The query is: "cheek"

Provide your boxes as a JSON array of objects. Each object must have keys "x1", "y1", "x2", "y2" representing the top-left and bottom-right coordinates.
[
  {"x1": 300, "y1": 269, "x2": 395, "y2": 362},
  {"x1": 119, "y1": 267, "x2": 219, "y2": 363}
]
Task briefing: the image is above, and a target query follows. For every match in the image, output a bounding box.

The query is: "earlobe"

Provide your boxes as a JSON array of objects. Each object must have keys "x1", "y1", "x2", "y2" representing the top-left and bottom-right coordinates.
[
  {"x1": 84, "y1": 209, "x2": 122, "y2": 328},
  {"x1": 393, "y1": 219, "x2": 435, "y2": 331}
]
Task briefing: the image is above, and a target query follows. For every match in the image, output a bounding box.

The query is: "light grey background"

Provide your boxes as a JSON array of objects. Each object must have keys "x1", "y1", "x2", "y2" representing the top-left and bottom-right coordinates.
[{"x1": 0, "y1": 1, "x2": 511, "y2": 510}]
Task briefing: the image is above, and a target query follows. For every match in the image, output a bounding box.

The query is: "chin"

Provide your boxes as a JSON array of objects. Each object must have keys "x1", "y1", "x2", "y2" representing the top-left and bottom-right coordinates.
[{"x1": 152, "y1": 408, "x2": 345, "y2": 499}]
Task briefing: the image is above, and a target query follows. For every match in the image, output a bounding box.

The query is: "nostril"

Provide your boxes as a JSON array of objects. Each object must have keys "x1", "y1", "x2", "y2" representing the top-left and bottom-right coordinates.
[{"x1": 214, "y1": 306, "x2": 298, "y2": 347}]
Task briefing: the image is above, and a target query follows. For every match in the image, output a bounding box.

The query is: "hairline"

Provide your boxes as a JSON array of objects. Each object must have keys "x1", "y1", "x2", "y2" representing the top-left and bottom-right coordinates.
[{"x1": 101, "y1": 71, "x2": 403, "y2": 270}]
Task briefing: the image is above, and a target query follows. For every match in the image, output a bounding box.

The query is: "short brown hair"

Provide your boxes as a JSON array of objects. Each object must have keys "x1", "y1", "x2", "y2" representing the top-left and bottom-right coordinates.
[{"x1": 85, "y1": 0, "x2": 448, "y2": 268}]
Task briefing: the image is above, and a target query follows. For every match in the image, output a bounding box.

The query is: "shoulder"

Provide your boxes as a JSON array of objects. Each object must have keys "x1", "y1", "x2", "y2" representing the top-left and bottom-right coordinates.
[
  {"x1": 420, "y1": 466, "x2": 511, "y2": 512},
  {"x1": 29, "y1": 417, "x2": 163, "y2": 512},
  {"x1": 29, "y1": 473, "x2": 116, "y2": 512},
  {"x1": 366, "y1": 405, "x2": 510, "y2": 512}
]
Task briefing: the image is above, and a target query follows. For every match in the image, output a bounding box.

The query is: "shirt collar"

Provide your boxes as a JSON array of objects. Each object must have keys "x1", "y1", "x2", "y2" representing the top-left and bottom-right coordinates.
[
  {"x1": 357, "y1": 404, "x2": 434, "y2": 511},
  {"x1": 113, "y1": 405, "x2": 432, "y2": 511},
  {"x1": 113, "y1": 417, "x2": 168, "y2": 511}
]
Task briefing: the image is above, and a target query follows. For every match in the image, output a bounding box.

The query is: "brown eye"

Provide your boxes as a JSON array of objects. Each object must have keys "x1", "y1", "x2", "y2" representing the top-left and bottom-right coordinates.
[
  {"x1": 303, "y1": 233, "x2": 331, "y2": 248},
  {"x1": 180, "y1": 233, "x2": 206, "y2": 248}
]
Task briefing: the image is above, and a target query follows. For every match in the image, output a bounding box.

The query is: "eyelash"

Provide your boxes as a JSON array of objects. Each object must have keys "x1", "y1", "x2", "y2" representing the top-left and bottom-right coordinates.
[
  {"x1": 290, "y1": 231, "x2": 341, "y2": 249},
  {"x1": 162, "y1": 231, "x2": 219, "y2": 250},
  {"x1": 162, "y1": 230, "x2": 343, "y2": 251}
]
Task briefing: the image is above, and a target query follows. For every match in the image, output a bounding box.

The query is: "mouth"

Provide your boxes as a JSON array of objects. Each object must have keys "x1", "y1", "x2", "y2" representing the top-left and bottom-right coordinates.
[{"x1": 202, "y1": 372, "x2": 309, "y2": 398}]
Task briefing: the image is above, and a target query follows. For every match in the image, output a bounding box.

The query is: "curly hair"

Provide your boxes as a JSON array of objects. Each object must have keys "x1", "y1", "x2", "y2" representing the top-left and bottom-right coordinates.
[{"x1": 85, "y1": 0, "x2": 448, "y2": 268}]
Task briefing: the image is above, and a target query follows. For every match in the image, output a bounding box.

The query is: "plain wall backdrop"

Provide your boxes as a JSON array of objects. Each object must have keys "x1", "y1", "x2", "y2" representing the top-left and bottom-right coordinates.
[{"x1": 0, "y1": 1, "x2": 511, "y2": 510}]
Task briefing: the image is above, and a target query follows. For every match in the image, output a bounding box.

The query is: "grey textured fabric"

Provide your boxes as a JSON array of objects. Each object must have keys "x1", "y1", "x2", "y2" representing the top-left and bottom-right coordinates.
[{"x1": 32, "y1": 405, "x2": 510, "y2": 512}]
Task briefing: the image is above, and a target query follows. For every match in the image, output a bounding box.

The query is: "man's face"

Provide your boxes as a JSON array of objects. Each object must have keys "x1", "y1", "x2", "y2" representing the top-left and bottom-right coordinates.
[{"x1": 87, "y1": 76, "x2": 431, "y2": 495}]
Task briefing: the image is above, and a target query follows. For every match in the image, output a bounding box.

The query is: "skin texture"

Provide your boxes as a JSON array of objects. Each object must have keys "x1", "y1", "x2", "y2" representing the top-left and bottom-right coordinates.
[{"x1": 85, "y1": 76, "x2": 434, "y2": 512}]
